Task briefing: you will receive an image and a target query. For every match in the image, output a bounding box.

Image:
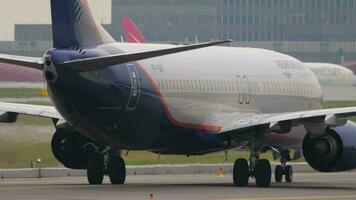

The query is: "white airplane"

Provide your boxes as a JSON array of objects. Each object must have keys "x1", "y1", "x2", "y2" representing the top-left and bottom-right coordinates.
[
  {"x1": 1, "y1": 0, "x2": 356, "y2": 188},
  {"x1": 305, "y1": 62, "x2": 356, "y2": 87},
  {"x1": 121, "y1": 17, "x2": 356, "y2": 89}
]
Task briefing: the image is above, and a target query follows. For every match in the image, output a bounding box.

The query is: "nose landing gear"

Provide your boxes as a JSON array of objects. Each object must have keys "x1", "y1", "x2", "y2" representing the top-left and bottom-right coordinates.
[
  {"x1": 275, "y1": 150, "x2": 293, "y2": 183},
  {"x1": 275, "y1": 163, "x2": 293, "y2": 183}
]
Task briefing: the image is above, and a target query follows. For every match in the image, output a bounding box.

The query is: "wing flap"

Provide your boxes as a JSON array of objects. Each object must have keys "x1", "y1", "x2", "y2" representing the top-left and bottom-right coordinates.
[
  {"x1": 62, "y1": 40, "x2": 232, "y2": 72},
  {"x1": 0, "y1": 54, "x2": 43, "y2": 70}
]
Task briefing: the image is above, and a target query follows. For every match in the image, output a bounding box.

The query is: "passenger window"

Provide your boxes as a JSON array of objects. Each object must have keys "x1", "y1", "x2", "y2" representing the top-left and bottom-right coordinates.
[
  {"x1": 189, "y1": 80, "x2": 193, "y2": 92},
  {"x1": 204, "y1": 80, "x2": 208, "y2": 92},
  {"x1": 201, "y1": 80, "x2": 205, "y2": 92},
  {"x1": 176, "y1": 80, "x2": 180, "y2": 91},
  {"x1": 237, "y1": 76, "x2": 244, "y2": 104},
  {"x1": 263, "y1": 83, "x2": 267, "y2": 94},
  {"x1": 195, "y1": 80, "x2": 199, "y2": 91},
  {"x1": 173, "y1": 80, "x2": 177, "y2": 91},
  {"x1": 207, "y1": 80, "x2": 211, "y2": 92},
  {"x1": 217, "y1": 80, "x2": 220, "y2": 92},
  {"x1": 215, "y1": 80, "x2": 219, "y2": 92}
]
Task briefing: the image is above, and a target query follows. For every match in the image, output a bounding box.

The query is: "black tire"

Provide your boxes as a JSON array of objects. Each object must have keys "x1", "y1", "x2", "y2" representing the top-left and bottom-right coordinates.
[
  {"x1": 87, "y1": 152, "x2": 104, "y2": 185},
  {"x1": 108, "y1": 156, "x2": 126, "y2": 185},
  {"x1": 233, "y1": 159, "x2": 250, "y2": 186},
  {"x1": 255, "y1": 159, "x2": 271, "y2": 187},
  {"x1": 275, "y1": 165, "x2": 283, "y2": 183},
  {"x1": 285, "y1": 165, "x2": 293, "y2": 183}
]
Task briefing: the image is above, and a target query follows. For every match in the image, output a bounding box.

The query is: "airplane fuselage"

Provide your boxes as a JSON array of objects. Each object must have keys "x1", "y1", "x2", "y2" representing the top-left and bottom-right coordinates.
[{"x1": 46, "y1": 43, "x2": 323, "y2": 155}]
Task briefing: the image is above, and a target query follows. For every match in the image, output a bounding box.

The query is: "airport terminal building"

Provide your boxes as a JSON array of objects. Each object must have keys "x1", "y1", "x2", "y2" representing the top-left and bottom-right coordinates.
[{"x1": 1, "y1": 0, "x2": 356, "y2": 64}]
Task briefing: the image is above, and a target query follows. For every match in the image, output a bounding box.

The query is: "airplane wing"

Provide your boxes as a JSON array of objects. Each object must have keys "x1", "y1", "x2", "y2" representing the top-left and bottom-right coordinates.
[
  {"x1": 219, "y1": 107, "x2": 356, "y2": 136},
  {"x1": 62, "y1": 40, "x2": 232, "y2": 72},
  {"x1": 0, "y1": 102, "x2": 62, "y2": 123},
  {"x1": 0, "y1": 54, "x2": 43, "y2": 70}
]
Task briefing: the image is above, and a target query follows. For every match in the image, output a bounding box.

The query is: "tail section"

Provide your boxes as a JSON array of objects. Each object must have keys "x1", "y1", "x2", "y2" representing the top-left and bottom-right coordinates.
[
  {"x1": 121, "y1": 17, "x2": 147, "y2": 43},
  {"x1": 50, "y1": 0, "x2": 115, "y2": 48}
]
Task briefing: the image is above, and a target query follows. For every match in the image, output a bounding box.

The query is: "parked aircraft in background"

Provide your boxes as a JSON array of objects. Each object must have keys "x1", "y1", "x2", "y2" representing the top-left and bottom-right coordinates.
[
  {"x1": 2, "y1": 0, "x2": 356, "y2": 188},
  {"x1": 121, "y1": 17, "x2": 147, "y2": 43},
  {"x1": 343, "y1": 61, "x2": 356, "y2": 75},
  {"x1": 305, "y1": 63, "x2": 356, "y2": 87}
]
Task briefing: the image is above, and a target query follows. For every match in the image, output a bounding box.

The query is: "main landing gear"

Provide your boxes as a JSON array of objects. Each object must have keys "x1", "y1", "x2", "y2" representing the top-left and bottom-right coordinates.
[
  {"x1": 50, "y1": 129, "x2": 126, "y2": 185},
  {"x1": 233, "y1": 153, "x2": 271, "y2": 187},
  {"x1": 233, "y1": 151, "x2": 294, "y2": 187},
  {"x1": 87, "y1": 150, "x2": 126, "y2": 185}
]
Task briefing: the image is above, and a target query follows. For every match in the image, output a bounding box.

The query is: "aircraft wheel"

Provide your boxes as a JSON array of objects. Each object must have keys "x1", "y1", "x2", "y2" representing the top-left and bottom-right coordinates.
[
  {"x1": 87, "y1": 152, "x2": 104, "y2": 185},
  {"x1": 275, "y1": 165, "x2": 283, "y2": 183},
  {"x1": 108, "y1": 156, "x2": 126, "y2": 185},
  {"x1": 285, "y1": 165, "x2": 293, "y2": 183},
  {"x1": 233, "y1": 158, "x2": 249, "y2": 186},
  {"x1": 255, "y1": 159, "x2": 271, "y2": 187}
]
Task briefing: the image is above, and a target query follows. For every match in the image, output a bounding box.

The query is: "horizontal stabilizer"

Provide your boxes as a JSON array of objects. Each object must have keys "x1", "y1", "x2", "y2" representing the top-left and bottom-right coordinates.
[
  {"x1": 62, "y1": 40, "x2": 232, "y2": 72},
  {"x1": 0, "y1": 54, "x2": 43, "y2": 70},
  {"x1": 0, "y1": 102, "x2": 62, "y2": 120}
]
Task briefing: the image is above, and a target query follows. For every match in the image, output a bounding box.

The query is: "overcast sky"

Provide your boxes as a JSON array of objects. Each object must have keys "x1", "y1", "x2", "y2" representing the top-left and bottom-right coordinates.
[{"x1": 0, "y1": 0, "x2": 112, "y2": 41}]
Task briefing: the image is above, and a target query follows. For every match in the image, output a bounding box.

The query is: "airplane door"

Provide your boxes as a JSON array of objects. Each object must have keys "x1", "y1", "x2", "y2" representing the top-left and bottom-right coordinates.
[
  {"x1": 237, "y1": 76, "x2": 244, "y2": 104},
  {"x1": 243, "y1": 76, "x2": 251, "y2": 104},
  {"x1": 237, "y1": 75, "x2": 251, "y2": 105}
]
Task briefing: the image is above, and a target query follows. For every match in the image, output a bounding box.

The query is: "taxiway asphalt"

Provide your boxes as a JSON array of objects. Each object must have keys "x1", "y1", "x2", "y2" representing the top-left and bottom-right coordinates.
[{"x1": 1, "y1": 172, "x2": 356, "y2": 200}]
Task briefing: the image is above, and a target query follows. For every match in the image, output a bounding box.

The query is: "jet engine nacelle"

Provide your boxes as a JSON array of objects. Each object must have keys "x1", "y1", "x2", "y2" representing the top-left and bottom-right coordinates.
[
  {"x1": 303, "y1": 121, "x2": 356, "y2": 172},
  {"x1": 51, "y1": 128, "x2": 91, "y2": 169}
]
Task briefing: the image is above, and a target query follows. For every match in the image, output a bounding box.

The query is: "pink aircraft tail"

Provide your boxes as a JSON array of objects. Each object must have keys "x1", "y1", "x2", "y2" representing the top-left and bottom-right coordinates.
[{"x1": 121, "y1": 17, "x2": 147, "y2": 43}]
